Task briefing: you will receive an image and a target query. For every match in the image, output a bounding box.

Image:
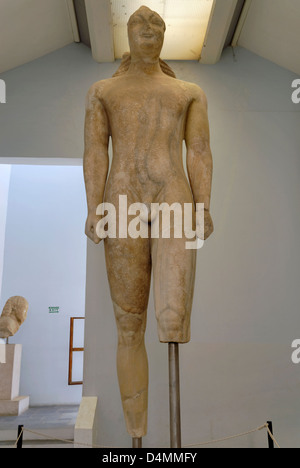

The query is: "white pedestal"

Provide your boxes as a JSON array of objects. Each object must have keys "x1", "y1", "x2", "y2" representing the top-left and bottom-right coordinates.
[
  {"x1": 0, "y1": 396, "x2": 29, "y2": 416},
  {"x1": 0, "y1": 344, "x2": 29, "y2": 415},
  {"x1": 74, "y1": 396, "x2": 98, "y2": 448}
]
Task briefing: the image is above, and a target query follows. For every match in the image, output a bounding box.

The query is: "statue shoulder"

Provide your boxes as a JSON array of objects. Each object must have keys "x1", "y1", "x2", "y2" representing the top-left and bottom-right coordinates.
[
  {"x1": 88, "y1": 77, "x2": 123, "y2": 102},
  {"x1": 87, "y1": 79, "x2": 114, "y2": 98},
  {"x1": 176, "y1": 80, "x2": 207, "y2": 107},
  {"x1": 184, "y1": 81, "x2": 208, "y2": 107}
]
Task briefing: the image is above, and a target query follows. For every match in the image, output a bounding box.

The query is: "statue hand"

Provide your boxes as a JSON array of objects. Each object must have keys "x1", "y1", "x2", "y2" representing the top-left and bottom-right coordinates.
[
  {"x1": 196, "y1": 209, "x2": 214, "y2": 241},
  {"x1": 204, "y1": 210, "x2": 214, "y2": 240},
  {"x1": 85, "y1": 213, "x2": 102, "y2": 244}
]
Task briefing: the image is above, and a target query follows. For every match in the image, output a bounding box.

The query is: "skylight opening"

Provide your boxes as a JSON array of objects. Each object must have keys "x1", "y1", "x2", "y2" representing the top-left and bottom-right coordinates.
[{"x1": 111, "y1": 0, "x2": 215, "y2": 60}]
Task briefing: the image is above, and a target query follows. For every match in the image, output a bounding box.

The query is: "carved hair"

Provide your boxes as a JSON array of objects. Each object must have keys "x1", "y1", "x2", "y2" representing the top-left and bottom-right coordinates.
[{"x1": 112, "y1": 52, "x2": 176, "y2": 79}]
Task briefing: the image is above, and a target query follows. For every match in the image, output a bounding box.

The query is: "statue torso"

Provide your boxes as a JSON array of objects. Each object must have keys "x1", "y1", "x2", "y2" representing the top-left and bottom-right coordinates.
[{"x1": 98, "y1": 73, "x2": 197, "y2": 203}]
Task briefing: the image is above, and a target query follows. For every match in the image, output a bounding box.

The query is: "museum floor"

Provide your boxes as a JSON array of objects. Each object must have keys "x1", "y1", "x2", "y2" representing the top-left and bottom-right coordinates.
[{"x1": 0, "y1": 405, "x2": 78, "y2": 448}]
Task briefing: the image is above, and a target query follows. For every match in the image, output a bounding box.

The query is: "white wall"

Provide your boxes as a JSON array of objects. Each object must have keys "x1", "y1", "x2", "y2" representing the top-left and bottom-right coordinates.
[
  {"x1": 0, "y1": 165, "x2": 11, "y2": 300},
  {"x1": 83, "y1": 47, "x2": 300, "y2": 448},
  {"x1": 0, "y1": 43, "x2": 117, "y2": 160},
  {"x1": 0, "y1": 0, "x2": 74, "y2": 73},
  {"x1": 238, "y1": 0, "x2": 300, "y2": 75},
  {"x1": 0, "y1": 164, "x2": 87, "y2": 405}
]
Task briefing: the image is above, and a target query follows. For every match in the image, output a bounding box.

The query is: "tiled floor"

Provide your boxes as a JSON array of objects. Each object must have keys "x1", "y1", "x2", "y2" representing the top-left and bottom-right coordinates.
[
  {"x1": 0, "y1": 405, "x2": 79, "y2": 429},
  {"x1": 0, "y1": 405, "x2": 79, "y2": 448}
]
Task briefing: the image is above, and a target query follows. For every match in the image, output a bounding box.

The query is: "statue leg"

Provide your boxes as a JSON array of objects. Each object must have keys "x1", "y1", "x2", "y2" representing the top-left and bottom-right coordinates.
[
  {"x1": 151, "y1": 207, "x2": 197, "y2": 343},
  {"x1": 151, "y1": 203, "x2": 196, "y2": 447},
  {"x1": 104, "y1": 235, "x2": 151, "y2": 438}
]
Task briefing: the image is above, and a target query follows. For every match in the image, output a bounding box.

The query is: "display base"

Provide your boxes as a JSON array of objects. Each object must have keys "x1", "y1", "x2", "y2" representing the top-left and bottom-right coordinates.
[
  {"x1": 0, "y1": 396, "x2": 29, "y2": 416},
  {"x1": 0, "y1": 344, "x2": 30, "y2": 416},
  {"x1": 0, "y1": 344, "x2": 22, "y2": 400},
  {"x1": 74, "y1": 396, "x2": 98, "y2": 448}
]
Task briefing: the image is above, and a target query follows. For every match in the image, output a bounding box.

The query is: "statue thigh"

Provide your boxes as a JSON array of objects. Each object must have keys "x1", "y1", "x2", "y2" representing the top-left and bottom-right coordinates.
[
  {"x1": 151, "y1": 233, "x2": 197, "y2": 344},
  {"x1": 104, "y1": 235, "x2": 151, "y2": 344},
  {"x1": 103, "y1": 215, "x2": 196, "y2": 344}
]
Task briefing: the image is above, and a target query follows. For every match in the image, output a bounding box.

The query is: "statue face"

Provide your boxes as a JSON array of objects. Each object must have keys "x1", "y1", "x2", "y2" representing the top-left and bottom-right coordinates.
[{"x1": 127, "y1": 6, "x2": 165, "y2": 60}]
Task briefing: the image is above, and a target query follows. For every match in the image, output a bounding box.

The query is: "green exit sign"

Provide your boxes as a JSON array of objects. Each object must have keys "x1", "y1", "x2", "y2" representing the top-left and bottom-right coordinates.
[{"x1": 49, "y1": 306, "x2": 59, "y2": 314}]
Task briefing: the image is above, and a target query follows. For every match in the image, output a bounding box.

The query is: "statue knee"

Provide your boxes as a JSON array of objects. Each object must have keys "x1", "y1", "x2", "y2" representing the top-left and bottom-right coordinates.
[
  {"x1": 113, "y1": 302, "x2": 146, "y2": 347},
  {"x1": 157, "y1": 306, "x2": 190, "y2": 343}
]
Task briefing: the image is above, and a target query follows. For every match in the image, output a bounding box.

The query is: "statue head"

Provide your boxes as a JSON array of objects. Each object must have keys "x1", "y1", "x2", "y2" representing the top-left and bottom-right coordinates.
[
  {"x1": 0, "y1": 296, "x2": 29, "y2": 339},
  {"x1": 127, "y1": 6, "x2": 166, "y2": 62},
  {"x1": 113, "y1": 6, "x2": 175, "y2": 79}
]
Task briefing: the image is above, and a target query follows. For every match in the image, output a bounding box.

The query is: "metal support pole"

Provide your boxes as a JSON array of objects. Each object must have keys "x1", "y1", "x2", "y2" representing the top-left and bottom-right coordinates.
[
  {"x1": 168, "y1": 343, "x2": 181, "y2": 448},
  {"x1": 267, "y1": 421, "x2": 274, "y2": 449},
  {"x1": 132, "y1": 437, "x2": 142, "y2": 448},
  {"x1": 17, "y1": 425, "x2": 23, "y2": 449}
]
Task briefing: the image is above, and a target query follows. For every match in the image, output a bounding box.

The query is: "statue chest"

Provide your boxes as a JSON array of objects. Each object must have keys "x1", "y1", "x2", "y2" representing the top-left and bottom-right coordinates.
[{"x1": 103, "y1": 80, "x2": 191, "y2": 124}]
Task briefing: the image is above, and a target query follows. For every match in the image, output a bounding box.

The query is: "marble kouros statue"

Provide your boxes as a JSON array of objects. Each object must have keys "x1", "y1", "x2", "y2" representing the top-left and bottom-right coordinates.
[
  {"x1": 0, "y1": 296, "x2": 29, "y2": 339},
  {"x1": 83, "y1": 6, "x2": 213, "y2": 439}
]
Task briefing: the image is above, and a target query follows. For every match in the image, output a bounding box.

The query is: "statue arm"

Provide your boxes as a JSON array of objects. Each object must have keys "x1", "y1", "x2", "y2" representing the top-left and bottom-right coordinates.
[
  {"x1": 185, "y1": 86, "x2": 214, "y2": 239},
  {"x1": 83, "y1": 82, "x2": 110, "y2": 243}
]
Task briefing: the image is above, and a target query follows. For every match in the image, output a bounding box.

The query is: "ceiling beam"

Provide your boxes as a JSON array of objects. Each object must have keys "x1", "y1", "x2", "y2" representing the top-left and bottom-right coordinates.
[
  {"x1": 200, "y1": 0, "x2": 239, "y2": 64},
  {"x1": 231, "y1": 0, "x2": 253, "y2": 47},
  {"x1": 73, "y1": 0, "x2": 91, "y2": 48},
  {"x1": 65, "y1": 0, "x2": 80, "y2": 43},
  {"x1": 85, "y1": 0, "x2": 114, "y2": 62}
]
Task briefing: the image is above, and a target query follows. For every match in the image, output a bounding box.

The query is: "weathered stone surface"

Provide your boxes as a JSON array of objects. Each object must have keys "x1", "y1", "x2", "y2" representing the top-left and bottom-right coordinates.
[
  {"x1": 83, "y1": 6, "x2": 213, "y2": 438},
  {"x1": 0, "y1": 296, "x2": 29, "y2": 339}
]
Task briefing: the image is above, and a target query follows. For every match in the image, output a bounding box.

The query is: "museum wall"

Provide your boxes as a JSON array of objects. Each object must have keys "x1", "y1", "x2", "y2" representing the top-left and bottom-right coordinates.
[
  {"x1": 0, "y1": 43, "x2": 299, "y2": 446},
  {"x1": 0, "y1": 44, "x2": 117, "y2": 161},
  {"x1": 0, "y1": 165, "x2": 11, "y2": 300},
  {"x1": 0, "y1": 164, "x2": 87, "y2": 405}
]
